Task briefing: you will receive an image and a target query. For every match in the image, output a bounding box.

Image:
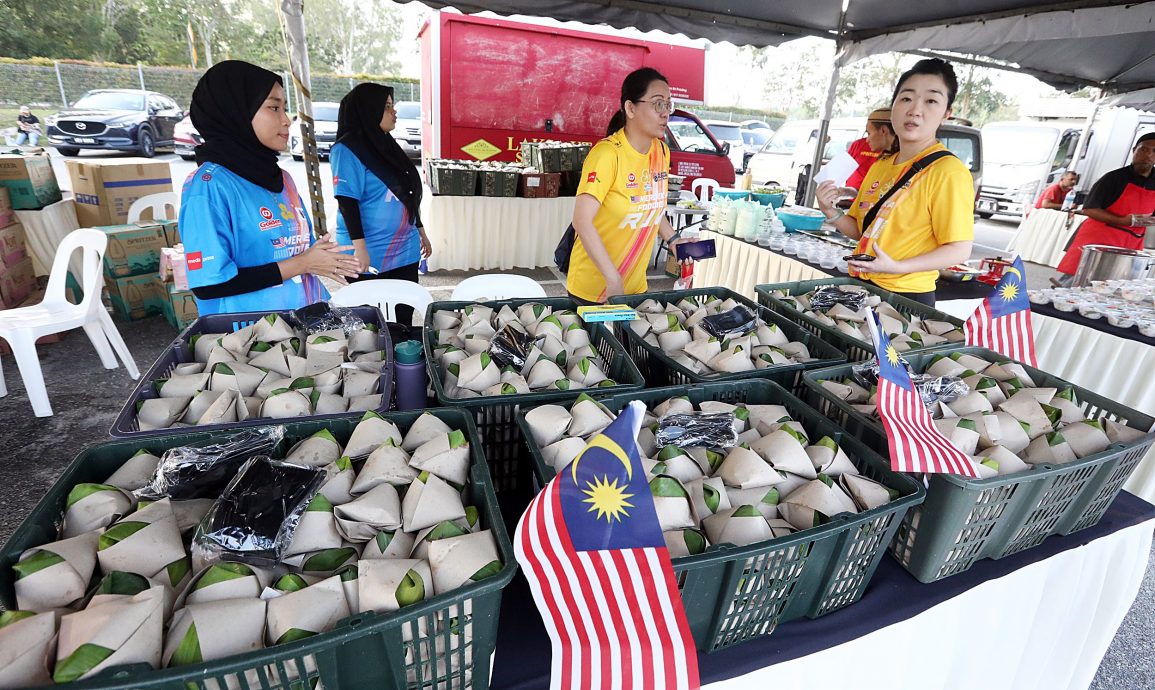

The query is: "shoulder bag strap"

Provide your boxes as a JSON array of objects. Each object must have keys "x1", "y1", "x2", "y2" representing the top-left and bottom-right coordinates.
[{"x1": 860, "y1": 150, "x2": 955, "y2": 232}]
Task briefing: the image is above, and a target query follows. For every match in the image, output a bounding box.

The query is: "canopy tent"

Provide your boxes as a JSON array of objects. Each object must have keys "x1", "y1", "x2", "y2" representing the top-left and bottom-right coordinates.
[{"x1": 279, "y1": 0, "x2": 1155, "y2": 217}]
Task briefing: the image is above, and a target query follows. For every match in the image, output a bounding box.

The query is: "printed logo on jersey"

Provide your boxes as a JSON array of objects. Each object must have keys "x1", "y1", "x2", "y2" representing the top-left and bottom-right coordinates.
[
  {"x1": 587, "y1": 172, "x2": 598, "y2": 184},
  {"x1": 333, "y1": 174, "x2": 340, "y2": 186},
  {"x1": 260, "y1": 207, "x2": 274, "y2": 220},
  {"x1": 201, "y1": 173, "x2": 212, "y2": 182},
  {"x1": 271, "y1": 233, "x2": 310, "y2": 259},
  {"x1": 653, "y1": 171, "x2": 668, "y2": 182},
  {"x1": 186, "y1": 252, "x2": 203, "y2": 270},
  {"x1": 258, "y1": 206, "x2": 283, "y2": 231}
]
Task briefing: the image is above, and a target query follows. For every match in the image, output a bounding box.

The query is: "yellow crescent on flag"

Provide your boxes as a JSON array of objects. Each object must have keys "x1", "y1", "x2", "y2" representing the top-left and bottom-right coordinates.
[
  {"x1": 570, "y1": 433, "x2": 633, "y2": 483},
  {"x1": 1005, "y1": 266, "x2": 1023, "y2": 281}
]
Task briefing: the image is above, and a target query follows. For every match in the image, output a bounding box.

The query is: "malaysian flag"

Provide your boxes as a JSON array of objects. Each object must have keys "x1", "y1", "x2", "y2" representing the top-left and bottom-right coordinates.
[
  {"x1": 964, "y1": 256, "x2": 1038, "y2": 366},
  {"x1": 866, "y1": 312, "x2": 982, "y2": 478},
  {"x1": 514, "y1": 401, "x2": 700, "y2": 690}
]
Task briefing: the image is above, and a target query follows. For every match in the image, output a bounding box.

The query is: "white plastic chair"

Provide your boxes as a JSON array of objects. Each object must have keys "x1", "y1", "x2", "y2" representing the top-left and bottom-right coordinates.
[
  {"x1": 0, "y1": 228, "x2": 140, "y2": 417},
  {"x1": 692, "y1": 177, "x2": 719, "y2": 203},
  {"x1": 127, "y1": 192, "x2": 180, "y2": 223},
  {"x1": 450, "y1": 274, "x2": 547, "y2": 301},
  {"x1": 330, "y1": 280, "x2": 435, "y2": 325}
]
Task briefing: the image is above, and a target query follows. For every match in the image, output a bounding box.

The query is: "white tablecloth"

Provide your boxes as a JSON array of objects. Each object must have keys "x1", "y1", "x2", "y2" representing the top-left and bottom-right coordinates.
[
  {"x1": 707, "y1": 517, "x2": 1153, "y2": 690},
  {"x1": 694, "y1": 232, "x2": 828, "y2": 300},
  {"x1": 1006, "y1": 209, "x2": 1084, "y2": 269},
  {"x1": 422, "y1": 195, "x2": 575, "y2": 271}
]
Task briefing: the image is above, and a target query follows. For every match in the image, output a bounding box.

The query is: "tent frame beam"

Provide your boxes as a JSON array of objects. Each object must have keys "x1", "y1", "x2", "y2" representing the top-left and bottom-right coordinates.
[
  {"x1": 908, "y1": 49, "x2": 1102, "y2": 91},
  {"x1": 847, "y1": 0, "x2": 1130, "y2": 41}
]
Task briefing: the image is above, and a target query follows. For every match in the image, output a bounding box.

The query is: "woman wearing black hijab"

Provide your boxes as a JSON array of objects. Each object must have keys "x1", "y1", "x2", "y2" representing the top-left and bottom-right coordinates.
[
  {"x1": 180, "y1": 60, "x2": 360, "y2": 316},
  {"x1": 331, "y1": 83, "x2": 430, "y2": 324}
]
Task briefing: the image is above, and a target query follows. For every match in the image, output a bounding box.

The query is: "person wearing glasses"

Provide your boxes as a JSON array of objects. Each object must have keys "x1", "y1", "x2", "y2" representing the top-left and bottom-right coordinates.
[
  {"x1": 331, "y1": 83, "x2": 432, "y2": 325},
  {"x1": 566, "y1": 67, "x2": 684, "y2": 304}
]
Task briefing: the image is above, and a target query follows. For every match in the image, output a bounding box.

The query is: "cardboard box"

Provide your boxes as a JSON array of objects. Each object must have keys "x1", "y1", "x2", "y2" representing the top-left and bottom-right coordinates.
[
  {"x1": 0, "y1": 255, "x2": 37, "y2": 308},
  {"x1": 101, "y1": 222, "x2": 168, "y2": 277},
  {"x1": 0, "y1": 221, "x2": 27, "y2": 267},
  {"x1": 0, "y1": 153, "x2": 62, "y2": 210},
  {"x1": 106, "y1": 272, "x2": 166, "y2": 321},
  {"x1": 65, "y1": 158, "x2": 173, "y2": 227},
  {"x1": 0, "y1": 187, "x2": 14, "y2": 228},
  {"x1": 163, "y1": 283, "x2": 199, "y2": 330},
  {"x1": 157, "y1": 219, "x2": 180, "y2": 247}
]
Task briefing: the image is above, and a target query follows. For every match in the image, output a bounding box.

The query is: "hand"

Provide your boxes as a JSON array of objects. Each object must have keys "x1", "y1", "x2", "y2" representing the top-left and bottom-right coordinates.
[
  {"x1": 815, "y1": 180, "x2": 841, "y2": 215},
  {"x1": 604, "y1": 275, "x2": 625, "y2": 301},
  {"x1": 667, "y1": 235, "x2": 690, "y2": 263},
  {"x1": 419, "y1": 228, "x2": 432, "y2": 258},
  {"x1": 353, "y1": 246, "x2": 370, "y2": 273},
  {"x1": 299, "y1": 235, "x2": 361, "y2": 285},
  {"x1": 849, "y1": 242, "x2": 902, "y2": 275}
]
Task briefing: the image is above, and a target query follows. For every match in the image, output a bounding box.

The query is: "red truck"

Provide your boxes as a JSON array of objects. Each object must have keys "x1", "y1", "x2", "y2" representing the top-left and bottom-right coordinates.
[{"x1": 419, "y1": 12, "x2": 736, "y2": 188}]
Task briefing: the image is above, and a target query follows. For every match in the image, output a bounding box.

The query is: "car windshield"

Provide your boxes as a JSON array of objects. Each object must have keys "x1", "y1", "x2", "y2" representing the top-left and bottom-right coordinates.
[
  {"x1": 708, "y1": 123, "x2": 742, "y2": 142},
  {"x1": 762, "y1": 124, "x2": 813, "y2": 155},
  {"x1": 742, "y1": 130, "x2": 771, "y2": 147},
  {"x1": 314, "y1": 105, "x2": 340, "y2": 122},
  {"x1": 73, "y1": 92, "x2": 144, "y2": 111},
  {"x1": 822, "y1": 129, "x2": 860, "y2": 159},
  {"x1": 396, "y1": 102, "x2": 421, "y2": 119},
  {"x1": 982, "y1": 126, "x2": 1059, "y2": 165},
  {"x1": 668, "y1": 115, "x2": 713, "y2": 151},
  {"x1": 940, "y1": 131, "x2": 981, "y2": 172}
]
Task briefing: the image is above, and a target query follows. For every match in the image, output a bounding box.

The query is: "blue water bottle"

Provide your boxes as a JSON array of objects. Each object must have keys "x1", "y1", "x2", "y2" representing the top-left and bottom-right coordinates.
[{"x1": 393, "y1": 340, "x2": 428, "y2": 410}]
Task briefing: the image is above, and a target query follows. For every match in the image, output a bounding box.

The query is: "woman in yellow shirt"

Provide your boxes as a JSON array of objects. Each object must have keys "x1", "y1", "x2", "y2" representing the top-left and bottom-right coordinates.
[
  {"x1": 567, "y1": 68, "x2": 684, "y2": 304},
  {"x1": 816, "y1": 58, "x2": 974, "y2": 306}
]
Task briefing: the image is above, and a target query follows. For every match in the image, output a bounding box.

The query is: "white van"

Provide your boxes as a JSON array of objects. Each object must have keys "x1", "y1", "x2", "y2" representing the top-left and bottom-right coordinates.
[
  {"x1": 976, "y1": 122, "x2": 1080, "y2": 218},
  {"x1": 701, "y1": 119, "x2": 747, "y2": 173},
  {"x1": 745, "y1": 118, "x2": 863, "y2": 197}
]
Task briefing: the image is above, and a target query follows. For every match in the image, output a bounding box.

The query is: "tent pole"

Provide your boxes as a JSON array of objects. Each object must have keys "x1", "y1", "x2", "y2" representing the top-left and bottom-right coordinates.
[
  {"x1": 278, "y1": 0, "x2": 327, "y2": 238},
  {"x1": 803, "y1": 1, "x2": 851, "y2": 207}
]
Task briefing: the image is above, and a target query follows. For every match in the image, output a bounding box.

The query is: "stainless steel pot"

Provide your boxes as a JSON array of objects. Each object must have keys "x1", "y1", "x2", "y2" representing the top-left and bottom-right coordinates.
[{"x1": 1073, "y1": 245, "x2": 1155, "y2": 286}]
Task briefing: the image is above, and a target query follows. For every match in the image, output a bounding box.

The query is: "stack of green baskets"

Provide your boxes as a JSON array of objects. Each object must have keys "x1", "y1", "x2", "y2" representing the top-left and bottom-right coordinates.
[
  {"x1": 0, "y1": 410, "x2": 516, "y2": 690},
  {"x1": 803, "y1": 346, "x2": 1155, "y2": 582},
  {"x1": 516, "y1": 380, "x2": 925, "y2": 652},
  {"x1": 608, "y1": 287, "x2": 845, "y2": 394},
  {"x1": 424, "y1": 297, "x2": 644, "y2": 497},
  {"x1": 755, "y1": 278, "x2": 966, "y2": 362}
]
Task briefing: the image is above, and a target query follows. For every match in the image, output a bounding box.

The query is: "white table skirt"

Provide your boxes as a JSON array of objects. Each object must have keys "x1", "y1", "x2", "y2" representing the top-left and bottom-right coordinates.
[
  {"x1": 1006, "y1": 209, "x2": 1084, "y2": 269},
  {"x1": 694, "y1": 232, "x2": 828, "y2": 300},
  {"x1": 707, "y1": 517, "x2": 1154, "y2": 690},
  {"x1": 422, "y1": 195, "x2": 576, "y2": 271},
  {"x1": 14, "y1": 198, "x2": 82, "y2": 278}
]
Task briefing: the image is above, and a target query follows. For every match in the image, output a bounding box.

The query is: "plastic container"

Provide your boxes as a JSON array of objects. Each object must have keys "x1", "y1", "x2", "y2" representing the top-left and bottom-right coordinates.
[
  {"x1": 802, "y1": 346, "x2": 1155, "y2": 583},
  {"x1": 392, "y1": 340, "x2": 428, "y2": 411},
  {"x1": 110, "y1": 307, "x2": 393, "y2": 438},
  {"x1": 0, "y1": 409, "x2": 516, "y2": 690},
  {"x1": 752, "y1": 192, "x2": 787, "y2": 208},
  {"x1": 713, "y1": 188, "x2": 751, "y2": 201},
  {"x1": 607, "y1": 287, "x2": 845, "y2": 394},
  {"x1": 424, "y1": 297, "x2": 644, "y2": 496},
  {"x1": 755, "y1": 277, "x2": 966, "y2": 362},
  {"x1": 516, "y1": 380, "x2": 925, "y2": 652},
  {"x1": 776, "y1": 206, "x2": 826, "y2": 232}
]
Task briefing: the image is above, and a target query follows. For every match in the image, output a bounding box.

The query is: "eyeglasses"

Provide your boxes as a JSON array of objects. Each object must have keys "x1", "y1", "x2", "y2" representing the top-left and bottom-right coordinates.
[{"x1": 635, "y1": 97, "x2": 672, "y2": 115}]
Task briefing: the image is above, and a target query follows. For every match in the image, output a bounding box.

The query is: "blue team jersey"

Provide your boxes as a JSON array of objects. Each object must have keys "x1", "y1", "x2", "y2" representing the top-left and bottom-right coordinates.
[
  {"x1": 180, "y1": 163, "x2": 328, "y2": 316},
  {"x1": 331, "y1": 142, "x2": 420, "y2": 272}
]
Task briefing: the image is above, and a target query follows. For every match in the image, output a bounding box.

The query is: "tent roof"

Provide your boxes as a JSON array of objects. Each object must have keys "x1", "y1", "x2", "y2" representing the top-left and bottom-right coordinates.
[{"x1": 407, "y1": 1, "x2": 1155, "y2": 95}]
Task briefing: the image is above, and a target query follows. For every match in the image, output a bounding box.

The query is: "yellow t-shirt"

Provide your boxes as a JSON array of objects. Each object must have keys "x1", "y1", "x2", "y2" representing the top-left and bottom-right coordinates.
[
  {"x1": 846, "y1": 142, "x2": 974, "y2": 293},
  {"x1": 566, "y1": 129, "x2": 670, "y2": 303}
]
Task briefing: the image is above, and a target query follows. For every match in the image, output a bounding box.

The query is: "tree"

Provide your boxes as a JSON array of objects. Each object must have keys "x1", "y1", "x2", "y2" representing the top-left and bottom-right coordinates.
[{"x1": 306, "y1": 0, "x2": 404, "y2": 75}]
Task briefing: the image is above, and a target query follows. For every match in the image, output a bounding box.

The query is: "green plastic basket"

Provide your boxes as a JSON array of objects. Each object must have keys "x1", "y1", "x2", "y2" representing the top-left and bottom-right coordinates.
[
  {"x1": 424, "y1": 297, "x2": 644, "y2": 496},
  {"x1": 607, "y1": 287, "x2": 846, "y2": 395},
  {"x1": 754, "y1": 278, "x2": 966, "y2": 362},
  {"x1": 0, "y1": 410, "x2": 516, "y2": 690},
  {"x1": 802, "y1": 346, "x2": 1155, "y2": 583},
  {"x1": 516, "y1": 380, "x2": 925, "y2": 652}
]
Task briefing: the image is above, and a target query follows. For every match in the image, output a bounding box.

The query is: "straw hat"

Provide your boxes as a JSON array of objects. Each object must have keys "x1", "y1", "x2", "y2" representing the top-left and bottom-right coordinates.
[{"x1": 867, "y1": 107, "x2": 892, "y2": 123}]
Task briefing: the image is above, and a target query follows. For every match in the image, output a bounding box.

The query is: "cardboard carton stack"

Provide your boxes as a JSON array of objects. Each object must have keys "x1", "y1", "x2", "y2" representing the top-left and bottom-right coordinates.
[
  {"x1": 0, "y1": 152, "x2": 63, "y2": 210},
  {"x1": 158, "y1": 241, "x2": 197, "y2": 331},
  {"x1": 65, "y1": 158, "x2": 173, "y2": 228},
  {"x1": 0, "y1": 188, "x2": 36, "y2": 309}
]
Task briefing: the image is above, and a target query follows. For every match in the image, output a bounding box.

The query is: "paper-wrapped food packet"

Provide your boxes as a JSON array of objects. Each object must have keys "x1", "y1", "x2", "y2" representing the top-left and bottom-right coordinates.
[
  {"x1": 104, "y1": 451, "x2": 162, "y2": 492},
  {"x1": 686, "y1": 476, "x2": 731, "y2": 523},
  {"x1": 717, "y1": 446, "x2": 781, "y2": 489},
  {"x1": 702, "y1": 506, "x2": 773, "y2": 547},
  {"x1": 805, "y1": 437, "x2": 859, "y2": 476},
  {"x1": 1023, "y1": 432, "x2": 1078, "y2": 465},
  {"x1": 428, "y1": 530, "x2": 502, "y2": 593},
  {"x1": 402, "y1": 413, "x2": 453, "y2": 453},
  {"x1": 345, "y1": 411, "x2": 403, "y2": 457},
  {"x1": 839, "y1": 474, "x2": 895, "y2": 511},
  {"x1": 63, "y1": 483, "x2": 133, "y2": 538},
  {"x1": 975, "y1": 445, "x2": 1031, "y2": 476},
  {"x1": 181, "y1": 562, "x2": 268, "y2": 606},
  {"x1": 542, "y1": 437, "x2": 587, "y2": 472},
  {"x1": 55, "y1": 587, "x2": 166, "y2": 682},
  {"x1": 1061, "y1": 420, "x2": 1111, "y2": 458},
  {"x1": 334, "y1": 483, "x2": 403, "y2": 542},
  {"x1": 358, "y1": 559, "x2": 433, "y2": 613},
  {"x1": 318, "y1": 456, "x2": 356, "y2": 505},
  {"x1": 13, "y1": 531, "x2": 99, "y2": 612},
  {"x1": 284, "y1": 493, "x2": 344, "y2": 556},
  {"x1": 409, "y1": 430, "x2": 471, "y2": 485},
  {"x1": 163, "y1": 598, "x2": 266, "y2": 668},
  {"x1": 457, "y1": 352, "x2": 501, "y2": 393},
  {"x1": 137, "y1": 397, "x2": 191, "y2": 431},
  {"x1": 98, "y1": 498, "x2": 190, "y2": 589},
  {"x1": 284, "y1": 428, "x2": 343, "y2": 468},
  {"x1": 567, "y1": 394, "x2": 615, "y2": 438},
  {"x1": 261, "y1": 388, "x2": 311, "y2": 419},
  {"x1": 779, "y1": 476, "x2": 858, "y2": 530},
  {"x1": 751, "y1": 428, "x2": 817, "y2": 479},
  {"x1": 524, "y1": 405, "x2": 572, "y2": 447},
  {"x1": 649, "y1": 476, "x2": 696, "y2": 531},
  {"x1": 266, "y1": 575, "x2": 351, "y2": 645},
  {"x1": 664, "y1": 529, "x2": 709, "y2": 558},
  {"x1": 362, "y1": 529, "x2": 417, "y2": 560},
  {"x1": 352, "y1": 440, "x2": 417, "y2": 494},
  {"x1": 0, "y1": 610, "x2": 57, "y2": 688},
  {"x1": 402, "y1": 472, "x2": 468, "y2": 532}
]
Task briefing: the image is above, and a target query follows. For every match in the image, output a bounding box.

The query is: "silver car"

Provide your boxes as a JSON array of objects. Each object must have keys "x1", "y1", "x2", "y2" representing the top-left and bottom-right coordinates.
[
  {"x1": 394, "y1": 101, "x2": 422, "y2": 161},
  {"x1": 290, "y1": 102, "x2": 340, "y2": 161}
]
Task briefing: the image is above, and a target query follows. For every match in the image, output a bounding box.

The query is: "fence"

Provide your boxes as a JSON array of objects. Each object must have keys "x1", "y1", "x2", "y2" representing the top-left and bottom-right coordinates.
[{"x1": 0, "y1": 60, "x2": 418, "y2": 110}]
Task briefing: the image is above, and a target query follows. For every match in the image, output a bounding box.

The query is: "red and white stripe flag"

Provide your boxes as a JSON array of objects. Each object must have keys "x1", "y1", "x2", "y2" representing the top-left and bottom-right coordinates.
[
  {"x1": 866, "y1": 311, "x2": 983, "y2": 478},
  {"x1": 964, "y1": 256, "x2": 1037, "y2": 366},
  {"x1": 515, "y1": 401, "x2": 700, "y2": 690}
]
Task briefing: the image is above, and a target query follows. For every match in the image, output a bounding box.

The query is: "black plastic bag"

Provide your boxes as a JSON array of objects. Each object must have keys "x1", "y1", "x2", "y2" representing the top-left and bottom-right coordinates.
[
  {"x1": 488, "y1": 323, "x2": 542, "y2": 369},
  {"x1": 700, "y1": 306, "x2": 758, "y2": 338},
  {"x1": 808, "y1": 285, "x2": 866, "y2": 313},
  {"x1": 851, "y1": 359, "x2": 968, "y2": 405},
  {"x1": 289, "y1": 301, "x2": 366, "y2": 336},
  {"x1": 655, "y1": 412, "x2": 738, "y2": 448},
  {"x1": 192, "y1": 456, "x2": 325, "y2": 568},
  {"x1": 136, "y1": 426, "x2": 285, "y2": 501}
]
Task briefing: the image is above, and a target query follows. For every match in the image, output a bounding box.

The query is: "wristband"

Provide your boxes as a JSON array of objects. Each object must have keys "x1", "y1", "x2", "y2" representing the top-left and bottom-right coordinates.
[{"x1": 824, "y1": 209, "x2": 845, "y2": 222}]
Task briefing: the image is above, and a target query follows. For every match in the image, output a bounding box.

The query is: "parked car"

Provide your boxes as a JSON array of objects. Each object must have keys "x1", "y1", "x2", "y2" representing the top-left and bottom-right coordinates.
[
  {"x1": 394, "y1": 100, "x2": 422, "y2": 162},
  {"x1": 173, "y1": 115, "x2": 201, "y2": 161},
  {"x1": 740, "y1": 128, "x2": 772, "y2": 170},
  {"x1": 702, "y1": 119, "x2": 746, "y2": 172},
  {"x1": 740, "y1": 119, "x2": 774, "y2": 131},
  {"x1": 664, "y1": 110, "x2": 737, "y2": 188},
  {"x1": 289, "y1": 102, "x2": 340, "y2": 161},
  {"x1": 45, "y1": 89, "x2": 183, "y2": 158}
]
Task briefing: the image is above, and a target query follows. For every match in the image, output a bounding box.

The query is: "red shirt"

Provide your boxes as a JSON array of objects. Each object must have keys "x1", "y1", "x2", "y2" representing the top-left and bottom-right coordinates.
[
  {"x1": 1035, "y1": 181, "x2": 1067, "y2": 209},
  {"x1": 845, "y1": 137, "x2": 881, "y2": 191}
]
